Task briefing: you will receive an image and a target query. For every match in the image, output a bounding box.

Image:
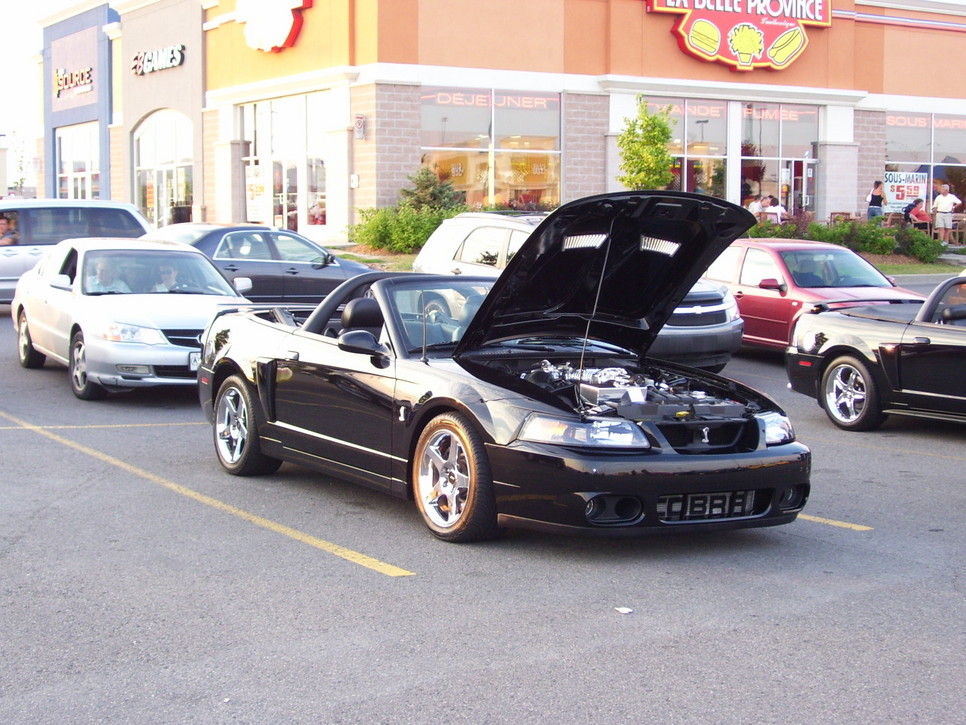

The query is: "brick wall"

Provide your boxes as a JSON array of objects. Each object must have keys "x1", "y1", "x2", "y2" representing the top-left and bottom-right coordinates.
[
  {"x1": 373, "y1": 84, "x2": 423, "y2": 209},
  {"x1": 563, "y1": 92, "x2": 609, "y2": 202},
  {"x1": 854, "y1": 109, "x2": 887, "y2": 214},
  {"x1": 202, "y1": 109, "x2": 219, "y2": 222}
]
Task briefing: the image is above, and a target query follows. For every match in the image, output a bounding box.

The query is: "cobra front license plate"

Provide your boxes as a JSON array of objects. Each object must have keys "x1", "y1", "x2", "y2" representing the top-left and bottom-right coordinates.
[
  {"x1": 188, "y1": 351, "x2": 201, "y2": 371},
  {"x1": 658, "y1": 490, "x2": 756, "y2": 522}
]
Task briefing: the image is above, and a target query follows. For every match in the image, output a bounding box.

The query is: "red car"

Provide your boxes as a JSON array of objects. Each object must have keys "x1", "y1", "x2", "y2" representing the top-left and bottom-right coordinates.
[{"x1": 703, "y1": 238, "x2": 923, "y2": 350}]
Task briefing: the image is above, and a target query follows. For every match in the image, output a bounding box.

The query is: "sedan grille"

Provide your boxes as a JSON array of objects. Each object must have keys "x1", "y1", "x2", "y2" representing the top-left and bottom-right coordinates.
[
  {"x1": 153, "y1": 366, "x2": 197, "y2": 379},
  {"x1": 162, "y1": 329, "x2": 203, "y2": 349}
]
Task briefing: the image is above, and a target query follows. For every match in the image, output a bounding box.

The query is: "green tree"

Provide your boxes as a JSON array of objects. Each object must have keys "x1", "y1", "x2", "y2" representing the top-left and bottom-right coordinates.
[
  {"x1": 398, "y1": 167, "x2": 465, "y2": 211},
  {"x1": 616, "y1": 96, "x2": 675, "y2": 191}
]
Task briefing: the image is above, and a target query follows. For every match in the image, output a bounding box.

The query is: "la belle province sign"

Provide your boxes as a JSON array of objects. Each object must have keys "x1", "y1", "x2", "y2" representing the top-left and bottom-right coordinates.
[{"x1": 647, "y1": 0, "x2": 831, "y2": 72}]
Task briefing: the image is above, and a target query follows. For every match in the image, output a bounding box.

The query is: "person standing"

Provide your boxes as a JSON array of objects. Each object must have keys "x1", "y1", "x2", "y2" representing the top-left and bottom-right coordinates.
[
  {"x1": 931, "y1": 184, "x2": 962, "y2": 245},
  {"x1": 866, "y1": 180, "x2": 888, "y2": 220}
]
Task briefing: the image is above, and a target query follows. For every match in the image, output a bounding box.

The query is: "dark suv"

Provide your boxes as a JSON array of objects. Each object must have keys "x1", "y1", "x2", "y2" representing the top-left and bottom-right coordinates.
[{"x1": 413, "y1": 212, "x2": 743, "y2": 371}]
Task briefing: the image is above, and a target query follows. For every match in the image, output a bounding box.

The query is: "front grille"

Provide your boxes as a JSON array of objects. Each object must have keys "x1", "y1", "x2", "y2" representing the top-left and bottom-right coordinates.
[
  {"x1": 162, "y1": 329, "x2": 203, "y2": 348},
  {"x1": 657, "y1": 489, "x2": 766, "y2": 522},
  {"x1": 153, "y1": 366, "x2": 196, "y2": 379},
  {"x1": 656, "y1": 420, "x2": 753, "y2": 453},
  {"x1": 666, "y1": 310, "x2": 728, "y2": 326}
]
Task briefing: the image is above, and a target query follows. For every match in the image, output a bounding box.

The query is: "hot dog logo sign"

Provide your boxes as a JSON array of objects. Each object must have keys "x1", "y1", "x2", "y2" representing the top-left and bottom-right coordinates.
[{"x1": 646, "y1": 1, "x2": 830, "y2": 72}]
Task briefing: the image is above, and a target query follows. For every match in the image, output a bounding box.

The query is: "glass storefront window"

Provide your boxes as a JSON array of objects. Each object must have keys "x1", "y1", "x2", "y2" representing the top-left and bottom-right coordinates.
[
  {"x1": 742, "y1": 103, "x2": 780, "y2": 159},
  {"x1": 241, "y1": 93, "x2": 330, "y2": 229},
  {"x1": 886, "y1": 112, "x2": 930, "y2": 164},
  {"x1": 134, "y1": 110, "x2": 193, "y2": 227},
  {"x1": 643, "y1": 97, "x2": 727, "y2": 197},
  {"x1": 55, "y1": 122, "x2": 99, "y2": 199},
  {"x1": 420, "y1": 87, "x2": 561, "y2": 209}
]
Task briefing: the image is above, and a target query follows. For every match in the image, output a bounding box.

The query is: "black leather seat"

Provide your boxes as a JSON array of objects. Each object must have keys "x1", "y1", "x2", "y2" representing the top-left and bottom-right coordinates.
[{"x1": 340, "y1": 297, "x2": 384, "y2": 337}]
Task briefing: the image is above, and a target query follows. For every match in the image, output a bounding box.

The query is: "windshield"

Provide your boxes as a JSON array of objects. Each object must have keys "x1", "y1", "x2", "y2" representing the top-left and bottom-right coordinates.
[
  {"x1": 82, "y1": 251, "x2": 237, "y2": 296},
  {"x1": 779, "y1": 249, "x2": 892, "y2": 289},
  {"x1": 388, "y1": 279, "x2": 494, "y2": 352}
]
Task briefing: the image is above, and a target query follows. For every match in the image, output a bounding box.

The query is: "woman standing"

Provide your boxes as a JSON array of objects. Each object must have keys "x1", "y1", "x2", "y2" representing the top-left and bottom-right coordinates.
[{"x1": 866, "y1": 180, "x2": 888, "y2": 220}]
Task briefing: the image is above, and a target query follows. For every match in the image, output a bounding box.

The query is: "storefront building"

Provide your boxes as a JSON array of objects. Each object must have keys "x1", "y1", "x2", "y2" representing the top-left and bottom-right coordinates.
[
  {"x1": 42, "y1": 4, "x2": 117, "y2": 201},
  {"x1": 44, "y1": 1, "x2": 966, "y2": 242}
]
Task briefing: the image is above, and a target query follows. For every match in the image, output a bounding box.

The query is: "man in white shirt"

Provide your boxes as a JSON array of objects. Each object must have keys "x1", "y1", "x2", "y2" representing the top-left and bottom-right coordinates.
[
  {"x1": 932, "y1": 185, "x2": 962, "y2": 244},
  {"x1": 86, "y1": 258, "x2": 131, "y2": 294},
  {"x1": 761, "y1": 195, "x2": 789, "y2": 224}
]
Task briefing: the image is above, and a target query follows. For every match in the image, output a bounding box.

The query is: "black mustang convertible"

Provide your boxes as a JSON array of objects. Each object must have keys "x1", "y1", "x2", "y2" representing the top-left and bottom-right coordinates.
[
  {"x1": 787, "y1": 275, "x2": 966, "y2": 431},
  {"x1": 199, "y1": 191, "x2": 810, "y2": 542}
]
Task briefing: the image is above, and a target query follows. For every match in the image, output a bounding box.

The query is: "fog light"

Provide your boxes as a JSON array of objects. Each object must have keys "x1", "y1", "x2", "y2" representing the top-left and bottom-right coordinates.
[
  {"x1": 116, "y1": 364, "x2": 150, "y2": 374},
  {"x1": 585, "y1": 497, "x2": 603, "y2": 519},
  {"x1": 778, "y1": 485, "x2": 806, "y2": 510}
]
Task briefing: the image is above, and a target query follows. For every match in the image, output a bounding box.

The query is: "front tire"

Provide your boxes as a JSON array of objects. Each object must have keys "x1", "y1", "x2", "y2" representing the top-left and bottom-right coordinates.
[
  {"x1": 821, "y1": 356, "x2": 887, "y2": 431},
  {"x1": 69, "y1": 332, "x2": 107, "y2": 400},
  {"x1": 17, "y1": 311, "x2": 46, "y2": 369},
  {"x1": 213, "y1": 375, "x2": 282, "y2": 475},
  {"x1": 413, "y1": 413, "x2": 500, "y2": 542}
]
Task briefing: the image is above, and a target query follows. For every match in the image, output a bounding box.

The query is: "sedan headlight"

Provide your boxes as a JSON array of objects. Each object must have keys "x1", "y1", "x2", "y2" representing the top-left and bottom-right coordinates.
[
  {"x1": 93, "y1": 323, "x2": 168, "y2": 345},
  {"x1": 519, "y1": 414, "x2": 651, "y2": 448},
  {"x1": 722, "y1": 290, "x2": 740, "y2": 322},
  {"x1": 758, "y1": 411, "x2": 795, "y2": 445}
]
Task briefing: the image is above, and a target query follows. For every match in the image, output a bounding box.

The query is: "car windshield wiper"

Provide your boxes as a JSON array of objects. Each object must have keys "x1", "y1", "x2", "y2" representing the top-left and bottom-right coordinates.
[
  {"x1": 410, "y1": 341, "x2": 458, "y2": 353},
  {"x1": 86, "y1": 290, "x2": 126, "y2": 295}
]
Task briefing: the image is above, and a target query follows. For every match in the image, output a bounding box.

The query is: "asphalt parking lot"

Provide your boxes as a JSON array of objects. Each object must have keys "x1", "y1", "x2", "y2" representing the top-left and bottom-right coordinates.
[{"x1": 0, "y1": 298, "x2": 963, "y2": 724}]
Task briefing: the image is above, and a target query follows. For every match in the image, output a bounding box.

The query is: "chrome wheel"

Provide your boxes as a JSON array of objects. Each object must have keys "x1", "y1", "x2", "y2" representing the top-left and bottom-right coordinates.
[
  {"x1": 416, "y1": 427, "x2": 470, "y2": 529},
  {"x1": 824, "y1": 363, "x2": 866, "y2": 423},
  {"x1": 212, "y1": 375, "x2": 281, "y2": 475},
  {"x1": 69, "y1": 332, "x2": 106, "y2": 400},
  {"x1": 412, "y1": 413, "x2": 499, "y2": 542},
  {"x1": 215, "y1": 384, "x2": 249, "y2": 465},
  {"x1": 821, "y1": 356, "x2": 886, "y2": 431},
  {"x1": 17, "y1": 312, "x2": 46, "y2": 368}
]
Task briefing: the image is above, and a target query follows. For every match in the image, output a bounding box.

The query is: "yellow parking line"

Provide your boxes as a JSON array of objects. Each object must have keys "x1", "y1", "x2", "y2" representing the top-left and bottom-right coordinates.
[
  {"x1": 0, "y1": 421, "x2": 206, "y2": 430},
  {"x1": 798, "y1": 513, "x2": 873, "y2": 531},
  {"x1": 0, "y1": 410, "x2": 415, "y2": 577}
]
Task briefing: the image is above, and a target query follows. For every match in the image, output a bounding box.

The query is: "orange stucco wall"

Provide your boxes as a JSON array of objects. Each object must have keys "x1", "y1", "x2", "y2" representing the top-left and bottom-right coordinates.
[{"x1": 206, "y1": 0, "x2": 964, "y2": 100}]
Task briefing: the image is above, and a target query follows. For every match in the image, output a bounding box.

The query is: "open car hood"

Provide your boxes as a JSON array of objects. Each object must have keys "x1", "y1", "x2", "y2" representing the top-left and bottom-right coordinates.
[{"x1": 454, "y1": 191, "x2": 756, "y2": 357}]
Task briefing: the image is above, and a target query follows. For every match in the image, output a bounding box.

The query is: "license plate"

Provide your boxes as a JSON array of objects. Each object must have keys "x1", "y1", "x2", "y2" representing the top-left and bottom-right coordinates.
[
  {"x1": 188, "y1": 351, "x2": 201, "y2": 371},
  {"x1": 658, "y1": 490, "x2": 756, "y2": 522}
]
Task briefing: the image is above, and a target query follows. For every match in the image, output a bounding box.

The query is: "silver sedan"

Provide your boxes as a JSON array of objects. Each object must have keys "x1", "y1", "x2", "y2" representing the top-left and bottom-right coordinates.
[{"x1": 11, "y1": 237, "x2": 251, "y2": 400}]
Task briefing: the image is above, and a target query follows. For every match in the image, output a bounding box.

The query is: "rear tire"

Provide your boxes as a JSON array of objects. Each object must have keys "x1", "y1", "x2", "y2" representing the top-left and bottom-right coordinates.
[
  {"x1": 820, "y1": 356, "x2": 887, "y2": 431},
  {"x1": 69, "y1": 332, "x2": 107, "y2": 400},
  {"x1": 412, "y1": 413, "x2": 500, "y2": 542},
  {"x1": 17, "y1": 311, "x2": 46, "y2": 369},
  {"x1": 213, "y1": 375, "x2": 282, "y2": 475}
]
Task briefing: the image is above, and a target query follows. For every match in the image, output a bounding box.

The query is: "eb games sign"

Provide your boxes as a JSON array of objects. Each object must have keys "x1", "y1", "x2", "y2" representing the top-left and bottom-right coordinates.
[{"x1": 646, "y1": 0, "x2": 830, "y2": 72}]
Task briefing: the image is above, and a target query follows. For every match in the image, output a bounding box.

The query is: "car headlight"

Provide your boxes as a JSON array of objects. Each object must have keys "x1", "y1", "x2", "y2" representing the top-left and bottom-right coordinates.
[
  {"x1": 518, "y1": 414, "x2": 651, "y2": 448},
  {"x1": 722, "y1": 290, "x2": 740, "y2": 322},
  {"x1": 93, "y1": 323, "x2": 168, "y2": 345},
  {"x1": 758, "y1": 411, "x2": 795, "y2": 445}
]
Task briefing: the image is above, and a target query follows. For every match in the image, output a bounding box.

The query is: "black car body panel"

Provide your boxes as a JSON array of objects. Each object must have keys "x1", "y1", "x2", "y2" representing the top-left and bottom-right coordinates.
[
  {"x1": 787, "y1": 276, "x2": 966, "y2": 428},
  {"x1": 143, "y1": 223, "x2": 372, "y2": 303},
  {"x1": 199, "y1": 193, "x2": 810, "y2": 539}
]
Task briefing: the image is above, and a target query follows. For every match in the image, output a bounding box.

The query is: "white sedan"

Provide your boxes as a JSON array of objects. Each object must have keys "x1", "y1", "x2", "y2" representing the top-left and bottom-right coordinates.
[{"x1": 12, "y1": 237, "x2": 252, "y2": 400}]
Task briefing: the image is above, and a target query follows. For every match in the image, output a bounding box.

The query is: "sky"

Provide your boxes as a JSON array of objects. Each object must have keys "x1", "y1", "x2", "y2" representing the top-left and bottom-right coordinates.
[{"x1": 1, "y1": 0, "x2": 66, "y2": 190}]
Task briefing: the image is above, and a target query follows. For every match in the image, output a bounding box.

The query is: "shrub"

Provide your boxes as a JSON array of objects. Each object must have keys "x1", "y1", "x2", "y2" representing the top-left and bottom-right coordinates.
[
  {"x1": 349, "y1": 168, "x2": 468, "y2": 253},
  {"x1": 747, "y1": 216, "x2": 942, "y2": 262}
]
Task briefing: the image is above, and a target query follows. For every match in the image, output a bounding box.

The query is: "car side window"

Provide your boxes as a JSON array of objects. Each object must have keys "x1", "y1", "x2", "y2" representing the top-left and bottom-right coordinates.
[
  {"x1": 740, "y1": 248, "x2": 783, "y2": 287},
  {"x1": 272, "y1": 233, "x2": 326, "y2": 263},
  {"x1": 935, "y1": 281, "x2": 966, "y2": 324},
  {"x1": 704, "y1": 246, "x2": 741, "y2": 283},
  {"x1": 216, "y1": 232, "x2": 272, "y2": 260},
  {"x1": 506, "y1": 230, "x2": 529, "y2": 265},
  {"x1": 456, "y1": 227, "x2": 508, "y2": 267}
]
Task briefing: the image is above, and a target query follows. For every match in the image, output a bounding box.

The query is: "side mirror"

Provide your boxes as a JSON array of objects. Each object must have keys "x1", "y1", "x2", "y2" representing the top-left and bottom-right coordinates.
[
  {"x1": 338, "y1": 329, "x2": 389, "y2": 357},
  {"x1": 312, "y1": 253, "x2": 334, "y2": 269},
  {"x1": 941, "y1": 304, "x2": 966, "y2": 323},
  {"x1": 759, "y1": 278, "x2": 788, "y2": 294},
  {"x1": 233, "y1": 277, "x2": 253, "y2": 294},
  {"x1": 51, "y1": 274, "x2": 73, "y2": 291}
]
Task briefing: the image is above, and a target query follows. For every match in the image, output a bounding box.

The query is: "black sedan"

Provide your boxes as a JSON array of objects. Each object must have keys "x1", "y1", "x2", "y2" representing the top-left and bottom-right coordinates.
[
  {"x1": 144, "y1": 223, "x2": 371, "y2": 303},
  {"x1": 787, "y1": 275, "x2": 966, "y2": 430},
  {"x1": 198, "y1": 192, "x2": 810, "y2": 542}
]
